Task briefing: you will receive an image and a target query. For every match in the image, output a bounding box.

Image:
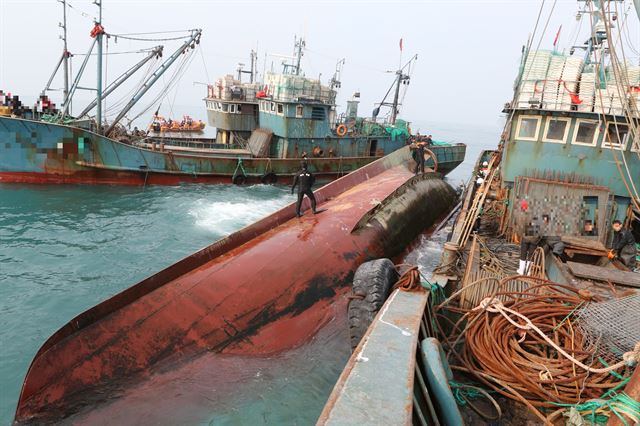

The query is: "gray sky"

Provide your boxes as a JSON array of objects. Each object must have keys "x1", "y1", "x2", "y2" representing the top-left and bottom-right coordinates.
[{"x1": 1, "y1": 0, "x2": 638, "y2": 130}]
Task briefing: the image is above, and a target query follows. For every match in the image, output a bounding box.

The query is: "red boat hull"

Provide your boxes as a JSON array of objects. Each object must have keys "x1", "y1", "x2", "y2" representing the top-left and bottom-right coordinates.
[{"x1": 14, "y1": 147, "x2": 457, "y2": 423}]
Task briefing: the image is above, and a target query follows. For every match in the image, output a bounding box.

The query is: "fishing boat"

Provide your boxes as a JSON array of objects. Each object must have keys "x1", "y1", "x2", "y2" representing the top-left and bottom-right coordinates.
[
  {"x1": 321, "y1": 1, "x2": 640, "y2": 424},
  {"x1": 0, "y1": 4, "x2": 465, "y2": 186}
]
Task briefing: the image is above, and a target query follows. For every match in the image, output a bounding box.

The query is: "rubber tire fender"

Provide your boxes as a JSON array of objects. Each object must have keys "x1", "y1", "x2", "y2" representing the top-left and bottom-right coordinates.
[
  {"x1": 232, "y1": 174, "x2": 247, "y2": 185},
  {"x1": 348, "y1": 258, "x2": 399, "y2": 351},
  {"x1": 260, "y1": 172, "x2": 277, "y2": 184}
]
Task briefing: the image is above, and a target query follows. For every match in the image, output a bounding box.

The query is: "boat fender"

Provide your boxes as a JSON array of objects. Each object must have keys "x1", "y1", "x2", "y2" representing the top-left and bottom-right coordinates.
[
  {"x1": 260, "y1": 172, "x2": 277, "y2": 184},
  {"x1": 336, "y1": 124, "x2": 347, "y2": 137},
  {"x1": 232, "y1": 174, "x2": 247, "y2": 185},
  {"x1": 424, "y1": 149, "x2": 438, "y2": 172},
  {"x1": 347, "y1": 258, "x2": 398, "y2": 351}
]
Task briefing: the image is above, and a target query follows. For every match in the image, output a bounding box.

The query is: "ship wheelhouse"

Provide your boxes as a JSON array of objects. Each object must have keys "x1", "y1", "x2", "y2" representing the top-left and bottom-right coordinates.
[{"x1": 502, "y1": 106, "x2": 639, "y2": 246}]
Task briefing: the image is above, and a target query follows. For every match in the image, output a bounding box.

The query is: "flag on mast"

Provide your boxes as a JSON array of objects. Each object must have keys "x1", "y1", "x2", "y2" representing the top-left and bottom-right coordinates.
[
  {"x1": 553, "y1": 25, "x2": 562, "y2": 48},
  {"x1": 399, "y1": 38, "x2": 403, "y2": 52}
]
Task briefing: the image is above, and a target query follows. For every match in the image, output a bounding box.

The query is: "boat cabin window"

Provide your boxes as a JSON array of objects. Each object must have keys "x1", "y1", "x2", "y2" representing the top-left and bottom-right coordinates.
[
  {"x1": 543, "y1": 117, "x2": 570, "y2": 144},
  {"x1": 602, "y1": 123, "x2": 629, "y2": 150},
  {"x1": 270, "y1": 102, "x2": 275, "y2": 112},
  {"x1": 311, "y1": 106, "x2": 325, "y2": 121},
  {"x1": 515, "y1": 115, "x2": 540, "y2": 141},
  {"x1": 572, "y1": 119, "x2": 600, "y2": 146},
  {"x1": 277, "y1": 103, "x2": 284, "y2": 115},
  {"x1": 229, "y1": 104, "x2": 236, "y2": 113},
  {"x1": 296, "y1": 105, "x2": 304, "y2": 118},
  {"x1": 221, "y1": 103, "x2": 229, "y2": 112}
]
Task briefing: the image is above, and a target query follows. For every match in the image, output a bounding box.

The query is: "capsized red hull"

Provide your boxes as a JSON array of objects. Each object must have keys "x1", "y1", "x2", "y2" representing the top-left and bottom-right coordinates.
[{"x1": 14, "y1": 147, "x2": 457, "y2": 424}]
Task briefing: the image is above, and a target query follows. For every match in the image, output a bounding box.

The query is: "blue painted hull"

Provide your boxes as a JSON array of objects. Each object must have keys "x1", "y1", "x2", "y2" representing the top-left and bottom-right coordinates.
[{"x1": 0, "y1": 116, "x2": 466, "y2": 185}]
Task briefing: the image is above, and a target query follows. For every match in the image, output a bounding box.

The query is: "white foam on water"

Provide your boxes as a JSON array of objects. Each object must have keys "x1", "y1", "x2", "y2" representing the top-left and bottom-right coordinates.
[{"x1": 188, "y1": 188, "x2": 294, "y2": 236}]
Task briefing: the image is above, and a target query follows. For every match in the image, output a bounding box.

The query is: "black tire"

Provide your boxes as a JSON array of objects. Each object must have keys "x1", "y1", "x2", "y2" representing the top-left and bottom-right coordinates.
[
  {"x1": 232, "y1": 174, "x2": 247, "y2": 185},
  {"x1": 348, "y1": 258, "x2": 399, "y2": 351},
  {"x1": 260, "y1": 172, "x2": 277, "y2": 184}
]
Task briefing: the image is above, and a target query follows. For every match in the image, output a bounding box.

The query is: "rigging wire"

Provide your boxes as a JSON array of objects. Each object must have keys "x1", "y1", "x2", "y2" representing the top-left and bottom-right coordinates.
[
  {"x1": 66, "y1": 0, "x2": 95, "y2": 22},
  {"x1": 587, "y1": 0, "x2": 640, "y2": 209},
  {"x1": 113, "y1": 29, "x2": 195, "y2": 36},
  {"x1": 73, "y1": 47, "x2": 159, "y2": 56},
  {"x1": 501, "y1": 0, "x2": 555, "y2": 143},
  {"x1": 199, "y1": 44, "x2": 211, "y2": 84},
  {"x1": 106, "y1": 32, "x2": 194, "y2": 42},
  {"x1": 127, "y1": 47, "x2": 197, "y2": 126},
  {"x1": 102, "y1": 56, "x2": 159, "y2": 116}
]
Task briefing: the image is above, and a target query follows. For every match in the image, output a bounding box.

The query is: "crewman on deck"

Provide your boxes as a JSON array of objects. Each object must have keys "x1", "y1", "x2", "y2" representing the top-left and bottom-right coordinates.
[
  {"x1": 411, "y1": 141, "x2": 426, "y2": 175},
  {"x1": 609, "y1": 220, "x2": 637, "y2": 269},
  {"x1": 291, "y1": 161, "x2": 318, "y2": 217},
  {"x1": 582, "y1": 220, "x2": 597, "y2": 236},
  {"x1": 518, "y1": 217, "x2": 541, "y2": 275}
]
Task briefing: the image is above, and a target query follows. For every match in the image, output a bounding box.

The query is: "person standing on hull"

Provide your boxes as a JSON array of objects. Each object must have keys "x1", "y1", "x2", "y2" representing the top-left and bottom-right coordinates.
[
  {"x1": 411, "y1": 141, "x2": 426, "y2": 175},
  {"x1": 291, "y1": 160, "x2": 318, "y2": 217},
  {"x1": 609, "y1": 220, "x2": 637, "y2": 269}
]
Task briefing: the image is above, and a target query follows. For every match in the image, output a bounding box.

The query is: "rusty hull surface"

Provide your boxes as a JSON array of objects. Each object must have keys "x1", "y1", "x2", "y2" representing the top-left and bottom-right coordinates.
[
  {"x1": 317, "y1": 290, "x2": 428, "y2": 426},
  {"x1": 14, "y1": 146, "x2": 457, "y2": 424}
]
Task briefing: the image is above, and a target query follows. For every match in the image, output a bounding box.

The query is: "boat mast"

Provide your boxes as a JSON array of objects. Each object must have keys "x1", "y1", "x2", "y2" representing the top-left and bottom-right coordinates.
[
  {"x1": 250, "y1": 49, "x2": 257, "y2": 83},
  {"x1": 40, "y1": 0, "x2": 71, "y2": 105},
  {"x1": 390, "y1": 61, "x2": 413, "y2": 125},
  {"x1": 61, "y1": 0, "x2": 70, "y2": 106},
  {"x1": 95, "y1": 0, "x2": 103, "y2": 134},
  {"x1": 294, "y1": 36, "x2": 305, "y2": 76}
]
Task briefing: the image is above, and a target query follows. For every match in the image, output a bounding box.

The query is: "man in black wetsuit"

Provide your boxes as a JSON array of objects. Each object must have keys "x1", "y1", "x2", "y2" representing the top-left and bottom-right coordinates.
[
  {"x1": 609, "y1": 220, "x2": 637, "y2": 269},
  {"x1": 411, "y1": 141, "x2": 426, "y2": 175},
  {"x1": 291, "y1": 161, "x2": 317, "y2": 217}
]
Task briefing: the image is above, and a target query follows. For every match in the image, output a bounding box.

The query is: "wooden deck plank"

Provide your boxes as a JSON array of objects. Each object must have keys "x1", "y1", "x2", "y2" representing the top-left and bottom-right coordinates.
[{"x1": 566, "y1": 261, "x2": 640, "y2": 288}]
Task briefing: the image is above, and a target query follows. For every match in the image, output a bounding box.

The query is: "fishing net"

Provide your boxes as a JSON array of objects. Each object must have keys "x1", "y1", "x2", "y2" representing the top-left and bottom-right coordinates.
[{"x1": 575, "y1": 294, "x2": 640, "y2": 362}]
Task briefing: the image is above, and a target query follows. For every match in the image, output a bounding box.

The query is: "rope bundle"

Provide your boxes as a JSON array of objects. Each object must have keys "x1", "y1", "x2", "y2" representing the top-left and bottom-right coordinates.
[{"x1": 462, "y1": 287, "x2": 633, "y2": 407}]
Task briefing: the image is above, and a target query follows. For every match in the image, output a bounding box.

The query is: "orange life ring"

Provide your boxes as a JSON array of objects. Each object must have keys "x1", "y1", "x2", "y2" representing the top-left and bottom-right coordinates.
[{"x1": 336, "y1": 124, "x2": 347, "y2": 137}]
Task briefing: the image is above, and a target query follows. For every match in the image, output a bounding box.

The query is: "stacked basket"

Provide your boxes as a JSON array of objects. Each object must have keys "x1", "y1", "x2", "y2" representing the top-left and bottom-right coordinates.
[
  {"x1": 578, "y1": 65, "x2": 597, "y2": 113},
  {"x1": 517, "y1": 50, "x2": 552, "y2": 108},
  {"x1": 557, "y1": 56, "x2": 585, "y2": 111}
]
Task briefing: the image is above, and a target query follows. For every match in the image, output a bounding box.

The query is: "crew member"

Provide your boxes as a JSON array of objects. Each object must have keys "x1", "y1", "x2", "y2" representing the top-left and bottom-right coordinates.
[
  {"x1": 582, "y1": 220, "x2": 597, "y2": 236},
  {"x1": 609, "y1": 220, "x2": 637, "y2": 268},
  {"x1": 291, "y1": 161, "x2": 317, "y2": 217},
  {"x1": 518, "y1": 217, "x2": 541, "y2": 275},
  {"x1": 411, "y1": 141, "x2": 426, "y2": 175},
  {"x1": 480, "y1": 161, "x2": 490, "y2": 177}
]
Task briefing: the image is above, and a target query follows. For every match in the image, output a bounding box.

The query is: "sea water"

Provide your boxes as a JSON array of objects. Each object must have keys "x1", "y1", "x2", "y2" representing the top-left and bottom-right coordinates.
[{"x1": 0, "y1": 121, "x2": 500, "y2": 424}]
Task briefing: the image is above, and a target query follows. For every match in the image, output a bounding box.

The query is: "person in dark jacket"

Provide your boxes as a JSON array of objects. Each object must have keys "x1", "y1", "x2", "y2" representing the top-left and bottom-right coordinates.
[
  {"x1": 411, "y1": 142, "x2": 426, "y2": 175},
  {"x1": 518, "y1": 217, "x2": 541, "y2": 275},
  {"x1": 291, "y1": 161, "x2": 317, "y2": 217},
  {"x1": 609, "y1": 220, "x2": 637, "y2": 268}
]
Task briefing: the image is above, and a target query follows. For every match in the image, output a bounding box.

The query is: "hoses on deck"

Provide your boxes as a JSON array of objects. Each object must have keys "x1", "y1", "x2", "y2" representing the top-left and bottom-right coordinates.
[{"x1": 432, "y1": 279, "x2": 639, "y2": 425}]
